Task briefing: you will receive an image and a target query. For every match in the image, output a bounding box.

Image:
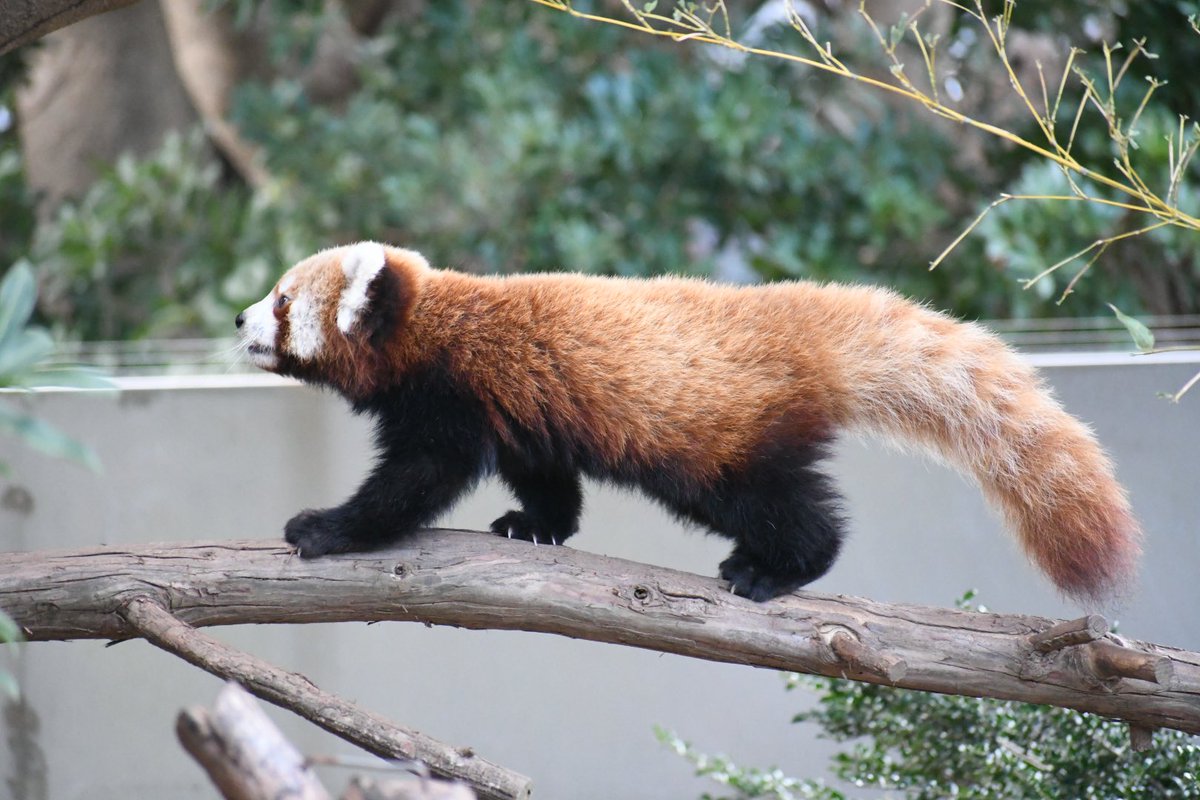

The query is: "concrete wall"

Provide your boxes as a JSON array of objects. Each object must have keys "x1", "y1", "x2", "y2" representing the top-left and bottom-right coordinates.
[{"x1": 2, "y1": 354, "x2": 1198, "y2": 799}]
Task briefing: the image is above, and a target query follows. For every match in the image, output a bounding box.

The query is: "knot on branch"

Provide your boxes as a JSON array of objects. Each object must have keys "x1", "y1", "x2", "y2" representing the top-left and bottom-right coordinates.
[
  {"x1": 822, "y1": 627, "x2": 908, "y2": 683},
  {"x1": 614, "y1": 581, "x2": 718, "y2": 618},
  {"x1": 1021, "y1": 615, "x2": 1177, "y2": 691}
]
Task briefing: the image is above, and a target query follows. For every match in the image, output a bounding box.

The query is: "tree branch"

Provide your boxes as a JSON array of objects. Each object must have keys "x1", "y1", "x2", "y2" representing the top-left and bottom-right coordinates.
[
  {"x1": 121, "y1": 597, "x2": 531, "y2": 800},
  {"x1": 178, "y1": 682, "x2": 332, "y2": 800},
  {"x1": 0, "y1": 0, "x2": 140, "y2": 55},
  {"x1": 3, "y1": 531, "x2": 1198, "y2": 736}
]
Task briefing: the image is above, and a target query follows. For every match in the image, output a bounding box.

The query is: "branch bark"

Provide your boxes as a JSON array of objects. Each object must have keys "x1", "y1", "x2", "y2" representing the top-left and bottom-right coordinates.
[
  {"x1": 2, "y1": 531, "x2": 1199, "y2": 735},
  {"x1": 0, "y1": 0, "x2": 140, "y2": 55}
]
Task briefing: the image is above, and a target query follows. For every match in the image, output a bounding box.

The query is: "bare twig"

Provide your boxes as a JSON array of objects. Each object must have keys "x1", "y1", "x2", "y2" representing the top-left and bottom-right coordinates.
[
  {"x1": 529, "y1": 0, "x2": 1200, "y2": 293},
  {"x1": 121, "y1": 597, "x2": 531, "y2": 800}
]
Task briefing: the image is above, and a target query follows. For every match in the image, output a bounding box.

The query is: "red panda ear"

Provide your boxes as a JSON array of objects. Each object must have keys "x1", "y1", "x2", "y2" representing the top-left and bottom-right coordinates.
[
  {"x1": 336, "y1": 242, "x2": 426, "y2": 346},
  {"x1": 337, "y1": 242, "x2": 390, "y2": 334}
]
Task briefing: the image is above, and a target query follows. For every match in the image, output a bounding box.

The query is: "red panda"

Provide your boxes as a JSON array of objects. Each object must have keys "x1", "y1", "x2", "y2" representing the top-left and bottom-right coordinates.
[{"x1": 235, "y1": 241, "x2": 1141, "y2": 603}]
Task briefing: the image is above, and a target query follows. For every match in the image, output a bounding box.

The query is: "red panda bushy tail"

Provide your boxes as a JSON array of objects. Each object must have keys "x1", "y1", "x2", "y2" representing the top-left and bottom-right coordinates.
[{"x1": 838, "y1": 297, "x2": 1141, "y2": 603}]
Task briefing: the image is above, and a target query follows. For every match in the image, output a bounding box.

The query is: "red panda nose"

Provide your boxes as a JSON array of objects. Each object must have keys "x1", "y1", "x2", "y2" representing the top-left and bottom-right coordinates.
[{"x1": 235, "y1": 312, "x2": 246, "y2": 329}]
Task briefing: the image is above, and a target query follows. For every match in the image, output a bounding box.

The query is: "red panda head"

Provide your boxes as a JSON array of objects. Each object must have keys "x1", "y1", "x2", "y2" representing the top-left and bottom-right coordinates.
[{"x1": 235, "y1": 242, "x2": 429, "y2": 397}]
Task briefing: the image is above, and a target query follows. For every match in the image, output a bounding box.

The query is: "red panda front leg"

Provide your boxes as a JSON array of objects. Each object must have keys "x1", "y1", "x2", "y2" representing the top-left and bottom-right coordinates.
[
  {"x1": 489, "y1": 454, "x2": 583, "y2": 546},
  {"x1": 285, "y1": 377, "x2": 492, "y2": 558},
  {"x1": 284, "y1": 448, "x2": 484, "y2": 557}
]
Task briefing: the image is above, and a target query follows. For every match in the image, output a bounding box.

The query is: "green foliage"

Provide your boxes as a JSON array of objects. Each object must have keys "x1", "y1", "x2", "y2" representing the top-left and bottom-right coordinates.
[
  {"x1": 0, "y1": 262, "x2": 111, "y2": 474},
  {"x1": 665, "y1": 594, "x2": 1200, "y2": 800},
  {"x1": 232, "y1": 2, "x2": 961, "y2": 287},
  {"x1": 787, "y1": 675, "x2": 1200, "y2": 799},
  {"x1": 657, "y1": 726, "x2": 844, "y2": 800},
  {"x1": 0, "y1": 77, "x2": 34, "y2": 273},
  {"x1": 975, "y1": 110, "x2": 1200, "y2": 316},
  {"x1": 0, "y1": 608, "x2": 20, "y2": 701},
  {"x1": 0, "y1": 148, "x2": 34, "y2": 273},
  {"x1": 32, "y1": 131, "x2": 300, "y2": 340},
  {"x1": 8, "y1": 0, "x2": 1200, "y2": 340}
]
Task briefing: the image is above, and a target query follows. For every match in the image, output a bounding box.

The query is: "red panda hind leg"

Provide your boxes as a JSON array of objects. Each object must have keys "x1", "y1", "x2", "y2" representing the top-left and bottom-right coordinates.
[{"x1": 654, "y1": 437, "x2": 846, "y2": 602}]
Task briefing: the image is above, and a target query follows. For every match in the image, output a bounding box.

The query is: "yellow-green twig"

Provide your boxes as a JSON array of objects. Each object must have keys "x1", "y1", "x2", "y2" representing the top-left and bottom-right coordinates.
[{"x1": 529, "y1": 0, "x2": 1200, "y2": 234}]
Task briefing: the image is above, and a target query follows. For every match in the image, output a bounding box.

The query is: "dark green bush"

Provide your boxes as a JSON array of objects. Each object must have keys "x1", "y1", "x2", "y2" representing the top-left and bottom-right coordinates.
[
  {"x1": 662, "y1": 594, "x2": 1200, "y2": 800},
  {"x1": 5, "y1": 0, "x2": 1199, "y2": 339}
]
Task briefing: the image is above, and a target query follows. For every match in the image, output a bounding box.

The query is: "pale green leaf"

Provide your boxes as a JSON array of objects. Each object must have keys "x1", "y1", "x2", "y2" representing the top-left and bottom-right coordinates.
[
  {"x1": 1107, "y1": 303, "x2": 1155, "y2": 352},
  {"x1": 14, "y1": 367, "x2": 117, "y2": 390},
  {"x1": 0, "y1": 261, "x2": 37, "y2": 348},
  {"x1": 0, "y1": 610, "x2": 22, "y2": 644},
  {"x1": 0, "y1": 328, "x2": 55, "y2": 381},
  {"x1": 0, "y1": 404, "x2": 103, "y2": 472},
  {"x1": 0, "y1": 672, "x2": 18, "y2": 701}
]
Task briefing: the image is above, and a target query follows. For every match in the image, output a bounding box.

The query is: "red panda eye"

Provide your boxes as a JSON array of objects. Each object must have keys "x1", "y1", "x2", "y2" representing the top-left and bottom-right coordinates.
[{"x1": 275, "y1": 294, "x2": 292, "y2": 310}]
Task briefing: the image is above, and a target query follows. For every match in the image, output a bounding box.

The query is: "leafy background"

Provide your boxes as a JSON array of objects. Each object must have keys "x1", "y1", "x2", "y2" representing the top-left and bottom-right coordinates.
[{"x1": 2, "y1": 0, "x2": 1198, "y2": 341}]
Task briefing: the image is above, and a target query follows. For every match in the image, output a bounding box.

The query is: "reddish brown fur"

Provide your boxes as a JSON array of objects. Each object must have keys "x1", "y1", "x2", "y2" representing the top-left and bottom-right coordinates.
[{"x1": 281, "y1": 245, "x2": 1141, "y2": 602}]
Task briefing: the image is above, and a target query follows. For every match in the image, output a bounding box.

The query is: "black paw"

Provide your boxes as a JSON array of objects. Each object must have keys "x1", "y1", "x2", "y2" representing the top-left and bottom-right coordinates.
[
  {"x1": 284, "y1": 508, "x2": 357, "y2": 558},
  {"x1": 718, "y1": 551, "x2": 806, "y2": 602},
  {"x1": 489, "y1": 510, "x2": 568, "y2": 546}
]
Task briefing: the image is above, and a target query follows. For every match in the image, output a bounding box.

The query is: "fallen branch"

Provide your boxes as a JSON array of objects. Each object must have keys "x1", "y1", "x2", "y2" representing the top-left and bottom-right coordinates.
[
  {"x1": 122, "y1": 597, "x2": 531, "y2": 800},
  {"x1": 180, "y1": 683, "x2": 479, "y2": 800},
  {"x1": 178, "y1": 682, "x2": 331, "y2": 800},
  {"x1": 2, "y1": 531, "x2": 1199, "y2": 737}
]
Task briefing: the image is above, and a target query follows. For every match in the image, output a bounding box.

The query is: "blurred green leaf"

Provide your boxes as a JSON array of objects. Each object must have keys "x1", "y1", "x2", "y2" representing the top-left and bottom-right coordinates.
[
  {"x1": 0, "y1": 328, "x2": 55, "y2": 380},
  {"x1": 0, "y1": 403, "x2": 102, "y2": 472},
  {"x1": 12, "y1": 367, "x2": 117, "y2": 390},
  {"x1": 0, "y1": 610, "x2": 21, "y2": 644},
  {"x1": 0, "y1": 260, "x2": 37, "y2": 348},
  {"x1": 1108, "y1": 303, "x2": 1156, "y2": 353}
]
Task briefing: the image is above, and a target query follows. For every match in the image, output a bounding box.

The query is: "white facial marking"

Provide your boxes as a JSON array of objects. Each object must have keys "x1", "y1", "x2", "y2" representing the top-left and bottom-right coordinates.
[
  {"x1": 238, "y1": 292, "x2": 279, "y2": 369},
  {"x1": 287, "y1": 292, "x2": 324, "y2": 360},
  {"x1": 337, "y1": 241, "x2": 388, "y2": 333}
]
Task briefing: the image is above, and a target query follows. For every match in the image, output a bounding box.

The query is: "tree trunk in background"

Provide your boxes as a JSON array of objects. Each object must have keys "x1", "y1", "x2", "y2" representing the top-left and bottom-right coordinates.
[
  {"x1": 15, "y1": 0, "x2": 199, "y2": 215},
  {"x1": 15, "y1": 0, "x2": 408, "y2": 209},
  {"x1": 158, "y1": 0, "x2": 272, "y2": 188}
]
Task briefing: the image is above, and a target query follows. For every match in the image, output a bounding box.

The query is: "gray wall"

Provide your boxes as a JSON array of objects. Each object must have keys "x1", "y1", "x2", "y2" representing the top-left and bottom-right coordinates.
[{"x1": 2, "y1": 355, "x2": 1198, "y2": 799}]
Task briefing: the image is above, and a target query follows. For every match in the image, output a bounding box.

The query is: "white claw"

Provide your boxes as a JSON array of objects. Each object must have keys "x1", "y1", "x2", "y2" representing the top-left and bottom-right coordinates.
[
  {"x1": 551, "y1": 536, "x2": 558, "y2": 546},
  {"x1": 507, "y1": 526, "x2": 514, "y2": 539},
  {"x1": 531, "y1": 533, "x2": 539, "y2": 546}
]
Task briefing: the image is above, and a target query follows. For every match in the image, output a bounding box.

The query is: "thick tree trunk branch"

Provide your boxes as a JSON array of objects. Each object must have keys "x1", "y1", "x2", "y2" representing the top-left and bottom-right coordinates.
[
  {"x1": 1, "y1": 0, "x2": 140, "y2": 55},
  {"x1": 122, "y1": 597, "x2": 531, "y2": 800},
  {"x1": 2, "y1": 531, "x2": 1199, "y2": 737}
]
